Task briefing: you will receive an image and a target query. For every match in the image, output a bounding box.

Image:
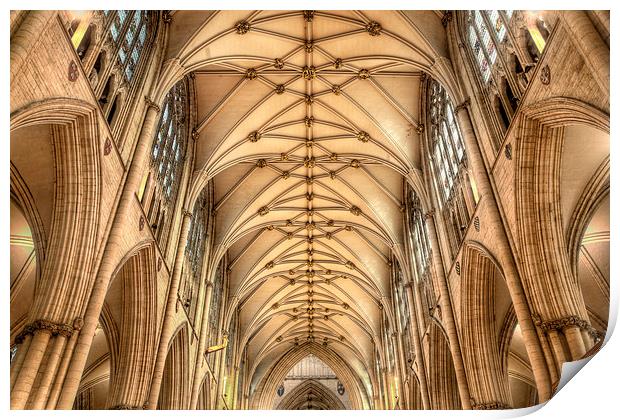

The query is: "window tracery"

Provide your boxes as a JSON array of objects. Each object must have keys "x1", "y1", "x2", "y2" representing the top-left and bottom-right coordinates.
[
  {"x1": 206, "y1": 258, "x2": 226, "y2": 369},
  {"x1": 180, "y1": 186, "x2": 211, "y2": 324},
  {"x1": 425, "y1": 80, "x2": 474, "y2": 258},
  {"x1": 406, "y1": 187, "x2": 436, "y2": 319},
  {"x1": 463, "y1": 10, "x2": 555, "y2": 135},
  {"x1": 141, "y1": 79, "x2": 190, "y2": 251}
]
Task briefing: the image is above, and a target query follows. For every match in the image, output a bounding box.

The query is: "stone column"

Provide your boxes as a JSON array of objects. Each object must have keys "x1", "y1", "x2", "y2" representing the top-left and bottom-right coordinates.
[
  {"x1": 564, "y1": 325, "x2": 587, "y2": 360},
  {"x1": 55, "y1": 98, "x2": 162, "y2": 409},
  {"x1": 45, "y1": 319, "x2": 82, "y2": 408},
  {"x1": 10, "y1": 334, "x2": 33, "y2": 390},
  {"x1": 146, "y1": 210, "x2": 193, "y2": 409},
  {"x1": 425, "y1": 213, "x2": 472, "y2": 410},
  {"x1": 11, "y1": 330, "x2": 51, "y2": 409},
  {"x1": 29, "y1": 334, "x2": 68, "y2": 409},
  {"x1": 454, "y1": 101, "x2": 552, "y2": 402},
  {"x1": 561, "y1": 11, "x2": 609, "y2": 94},
  {"x1": 404, "y1": 283, "x2": 431, "y2": 409},
  {"x1": 189, "y1": 282, "x2": 214, "y2": 409}
]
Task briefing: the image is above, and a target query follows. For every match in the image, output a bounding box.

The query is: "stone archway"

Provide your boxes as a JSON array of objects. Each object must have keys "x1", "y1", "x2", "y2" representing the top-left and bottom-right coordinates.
[{"x1": 276, "y1": 379, "x2": 346, "y2": 410}]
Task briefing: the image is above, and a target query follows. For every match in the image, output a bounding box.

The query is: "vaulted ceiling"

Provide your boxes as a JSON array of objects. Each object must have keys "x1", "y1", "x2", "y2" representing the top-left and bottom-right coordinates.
[{"x1": 165, "y1": 9, "x2": 451, "y2": 395}]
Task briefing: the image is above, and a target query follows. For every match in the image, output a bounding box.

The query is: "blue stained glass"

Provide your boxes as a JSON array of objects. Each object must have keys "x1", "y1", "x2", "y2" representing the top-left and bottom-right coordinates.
[
  {"x1": 139, "y1": 25, "x2": 147, "y2": 44},
  {"x1": 131, "y1": 49, "x2": 140, "y2": 64},
  {"x1": 117, "y1": 10, "x2": 128, "y2": 24},
  {"x1": 118, "y1": 48, "x2": 127, "y2": 64},
  {"x1": 125, "y1": 66, "x2": 133, "y2": 81},
  {"x1": 110, "y1": 24, "x2": 120, "y2": 41}
]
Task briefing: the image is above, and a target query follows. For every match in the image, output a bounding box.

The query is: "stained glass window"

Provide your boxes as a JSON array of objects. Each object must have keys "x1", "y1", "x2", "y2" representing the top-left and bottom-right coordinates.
[
  {"x1": 466, "y1": 10, "x2": 514, "y2": 83},
  {"x1": 427, "y1": 81, "x2": 465, "y2": 205},
  {"x1": 426, "y1": 79, "x2": 473, "y2": 258},
  {"x1": 106, "y1": 10, "x2": 149, "y2": 83},
  {"x1": 150, "y1": 80, "x2": 188, "y2": 204}
]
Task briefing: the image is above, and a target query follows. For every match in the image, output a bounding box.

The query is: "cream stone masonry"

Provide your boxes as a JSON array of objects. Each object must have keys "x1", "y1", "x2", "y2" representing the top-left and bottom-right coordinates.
[{"x1": 9, "y1": 10, "x2": 609, "y2": 410}]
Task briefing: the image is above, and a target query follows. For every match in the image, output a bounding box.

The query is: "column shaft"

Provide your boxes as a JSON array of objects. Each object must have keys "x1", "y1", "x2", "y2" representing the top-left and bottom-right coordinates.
[
  {"x1": 189, "y1": 283, "x2": 214, "y2": 409},
  {"x1": 146, "y1": 211, "x2": 193, "y2": 409},
  {"x1": 455, "y1": 103, "x2": 552, "y2": 402},
  {"x1": 426, "y1": 215, "x2": 472, "y2": 409},
  {"x1": 55, "y1": 101, "x2": 161, "y2": 409}
]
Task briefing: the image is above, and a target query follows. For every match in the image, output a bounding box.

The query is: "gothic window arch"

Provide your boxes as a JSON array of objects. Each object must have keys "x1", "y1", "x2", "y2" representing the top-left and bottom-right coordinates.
[
  {"x1": 206, "y1": 258, "x2": 227, "y2": 369},
  {"x1": 180, "y1": 185, "x2": 211, "y2": 324},
  {"x1": 392, "y1": 261, "x2": 410, "y2": 333},
  {"x1": 406, "y1": 186, "x2": 436, "y2": 319},
  {"x1": 141, "y1": 79, "x2": 190, "y2": 251},
  {"x1": 425, "y1": 80, "x2": 475, "y2": 258},
  {"x1": 105, "y1": 10, "x2": 151, "y2": 84},
  {"x1": 462, "y1": 10, "x2": 555, "y2": 135}
]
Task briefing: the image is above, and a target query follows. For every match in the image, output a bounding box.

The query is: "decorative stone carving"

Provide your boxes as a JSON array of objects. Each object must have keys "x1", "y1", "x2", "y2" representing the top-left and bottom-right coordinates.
[
  {"x1": 302, "y1": 66, "x2": 317, "y2": 80},
  {"x1": 454, "y1": 98, "x2": 470, "y2": 114},
  {"x1": 350, "y1": 159, "x2": 360, "y2": 168},
  {"x1": 504, "y1": 143, "x2": 513, "y2": 160},
  {"x1": 345, "y1": 261, "x2": 355, "y2": 270},
  {"x1": 274, "y1": 58, "x2": 285, "y2": 69},
  {"x1": 281, "y1": 171, "x2": 290, "y2": 179},
  {"x1": 305, "y1": 41, "x2": 314, "y2": 53},
  {"x1": 103, "y1": 138, "x2": 112, "y2": 156},
  {"x1": 235, "y1": 20, "x2": 251, "y2": 34},
  {"x1": 333, "y1": 58, "x2": 343, "y2": 69},
  {"x1": 144, "y1": 96, "x2": 161, "y2": 113},
  {"x1": 162, "y1": 11, "x2": 172, "y2": 24},
  {"x1": 157, "y1": 257, "x2": 162, "y2": 272},
  {"x1": 265, "y1": 261, "x2": 275, "y2": 269},
  {"x1": 303, "y1": 10, "x2": 315, "y2": 22},
  {"x1": 474, "y1": 216, "x2": 480, "y2": 232},
  {"x1": 350, "y1": 206, "x2": 361, "y2": 216},
  {"x1": 358, "y1": 69, "x2": 370, "y2": 80},
  {"x1": 306, "y1": 176, "x2": 314, "y2": 184},
  {"x1": 331, "y1": 84, "x2": 341, "y2": 95},
  {"x1": 139, "y1": 216, "x2": 145, "y2": 231},
  {"x1": 304, "y1": 157, "x2": 315, "y2": 168},
  {"x1": 258, "y1": 206, "x2": 269, "y2": 216},
  {"x1": 365, "y1": 21, "x2": 382, "y2": 36},
  {"x1": 540, "y1": 65, "x2": 551, "y2": 85},
  {"x1": 248, "y1": 131, "x2": 261, "y2": 142},
  {"x1": 534, "y1": 314, "x2": 602, "y2": 339},
  {"x1": 245, "y1": 68, "x2": 258, "y2": 80},
  {"x1": 415, "y1": 124, "x2": 424, "y2": 135},
  {"x1": 304, "y1": 116, "x2": 314, "y2": 127},
  {"x1": 357, "y1": 131, "x2": 370, "y2": 142},
  {"x1": 275, "y1": 84, "x2": 285, "y2": 94},
  {"x1": 68, "y1": 60, "x2": 79, "y2": 82},
  {"x1": 471, "y1": 401, "x2": 511, "y2": 410},
  {"x1": 256, "y1": 159, "x2": 267, "y2": 168},
  {"x1": 455, "y1": 261, "x2": 461, "y2": 275},
  {"x1": 304, "y1": 94, "x2": 314, "y2": 104}
]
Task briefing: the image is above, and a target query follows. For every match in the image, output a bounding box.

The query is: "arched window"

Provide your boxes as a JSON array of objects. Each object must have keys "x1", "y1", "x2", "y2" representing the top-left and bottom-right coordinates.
[
  {"x1": 180, "y1": 186, "x2": 211, "y2": 323},
  {"x1": 406, "y1": 186, "x2": 436, "y2": 319},
  {"x1": 392, "y1": 262, "x2": 410, "y2": 332},
  {"x1": 151, "y1": 80, "x2": 189, "y2": 202},
  {"x1": 207, "y1": 258, "x2": 226, "y2": 369},
  {"x1": 141, "y1": 79, "x2": 190, "y2": 250},
  {"x1": 426, "y1": 80, "x2": 475, "y2": 257},
  {"x1": 467, "y1": 10, "x2": 514, "y2": 83},
  {"x1": 106, "y1": 10, "x2": 150, "y2": 83},
  {"x1": 463, "y1": 10, "x2": 554, "y2": 134}
]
